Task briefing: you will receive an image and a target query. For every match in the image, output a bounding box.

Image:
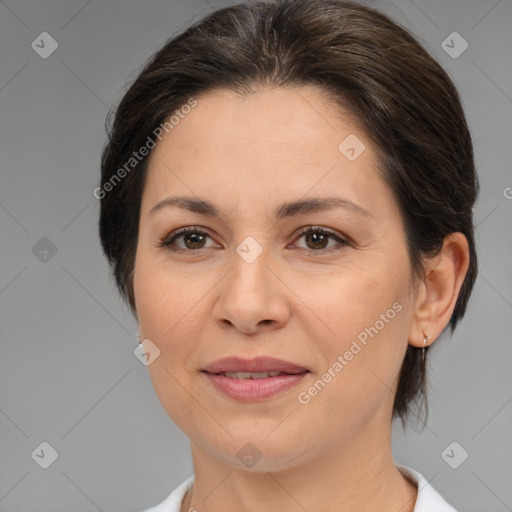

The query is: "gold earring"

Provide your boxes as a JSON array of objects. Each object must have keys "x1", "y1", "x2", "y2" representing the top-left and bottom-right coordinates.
[{"x1": 422, "y1": 334, "x2": 429, "y2": 364}]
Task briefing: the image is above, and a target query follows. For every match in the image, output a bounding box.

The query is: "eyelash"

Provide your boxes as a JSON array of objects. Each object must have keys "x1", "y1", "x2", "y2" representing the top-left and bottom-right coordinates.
[{"x1": 157, "y1": 225, "x2": 350, "y2": 254}]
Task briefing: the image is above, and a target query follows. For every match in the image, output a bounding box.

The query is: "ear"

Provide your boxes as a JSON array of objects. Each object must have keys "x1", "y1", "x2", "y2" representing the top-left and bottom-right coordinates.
[{"x1": 408, "y1": 232, "x2": 470, "y2": 348}]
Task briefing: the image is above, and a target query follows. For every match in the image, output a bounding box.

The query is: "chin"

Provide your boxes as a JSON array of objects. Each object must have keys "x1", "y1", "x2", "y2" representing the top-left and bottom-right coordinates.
[{"x1": 203, "y1": 434, "x2": 311, "y2": 474}]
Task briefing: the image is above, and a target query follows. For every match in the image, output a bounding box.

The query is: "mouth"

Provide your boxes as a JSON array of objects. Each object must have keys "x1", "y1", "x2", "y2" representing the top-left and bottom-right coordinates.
[{"x1": 202, "y1": 359, "x2": 310, "y2": 402}]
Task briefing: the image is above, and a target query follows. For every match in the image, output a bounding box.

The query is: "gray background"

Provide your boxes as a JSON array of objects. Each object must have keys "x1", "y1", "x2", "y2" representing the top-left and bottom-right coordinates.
[{"x1": 0, "y1": 0, "x2": 511, "y2": 510}]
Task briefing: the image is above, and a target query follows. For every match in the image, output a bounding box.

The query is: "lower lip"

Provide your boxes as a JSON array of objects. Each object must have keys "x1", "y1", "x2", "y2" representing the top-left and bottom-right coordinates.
[{"x1": 203, "y1": 372, "x2": 309, "y2": 401}]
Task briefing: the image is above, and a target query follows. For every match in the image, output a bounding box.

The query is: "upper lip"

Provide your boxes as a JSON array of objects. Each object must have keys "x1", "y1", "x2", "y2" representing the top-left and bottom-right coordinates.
[{"x1": 202, "y1": 356, "x2": 309, "y2": 374}]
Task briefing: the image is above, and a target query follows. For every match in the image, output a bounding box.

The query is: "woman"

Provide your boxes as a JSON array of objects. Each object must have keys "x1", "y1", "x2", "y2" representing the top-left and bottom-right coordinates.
[{"x1": 98, "y1": 1, "x2": 478, "y2": 510}]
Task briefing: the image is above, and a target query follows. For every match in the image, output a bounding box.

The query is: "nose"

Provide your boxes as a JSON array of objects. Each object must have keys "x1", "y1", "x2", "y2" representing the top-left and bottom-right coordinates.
[{"x1": 212, "y1": 243, "x2": 291, "y2": 334}]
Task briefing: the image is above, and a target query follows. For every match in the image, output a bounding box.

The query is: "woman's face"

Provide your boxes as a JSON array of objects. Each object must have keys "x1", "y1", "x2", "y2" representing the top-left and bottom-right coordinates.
[{"x1": 133, "y1": 86, "x2": 419, "y2": 471}]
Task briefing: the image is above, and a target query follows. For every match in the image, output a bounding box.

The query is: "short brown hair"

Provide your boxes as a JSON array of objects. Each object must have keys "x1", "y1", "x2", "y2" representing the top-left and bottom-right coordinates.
[{"x1": 99, "y1": 0, "x2": 478, "y2": 426}]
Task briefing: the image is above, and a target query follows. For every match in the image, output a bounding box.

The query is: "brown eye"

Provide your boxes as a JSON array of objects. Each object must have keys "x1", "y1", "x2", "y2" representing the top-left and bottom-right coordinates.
[
  {"x1": 181, "y1": 231, "x2": 206, "y2": 249},
  {"x1": 293, "y1": 227, "x2": 349, "y2": 253},
  {"x1": 160, "y1": 227, "x2": 214, "y2": 251},
  {"x1": 305, "y1": 231, "x2": 329, "y2": 250}
]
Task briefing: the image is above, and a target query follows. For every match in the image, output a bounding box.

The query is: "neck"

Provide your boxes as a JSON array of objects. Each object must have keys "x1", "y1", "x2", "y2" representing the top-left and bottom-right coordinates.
[{"x1": 181, "y1": 417, "x2": 417, "y2": 512}]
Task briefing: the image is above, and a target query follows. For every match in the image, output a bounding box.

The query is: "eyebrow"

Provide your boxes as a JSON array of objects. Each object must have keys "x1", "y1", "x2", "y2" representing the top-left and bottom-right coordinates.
[{"x1": 149, "y1": 195, "x2": 372, "y2": 220}]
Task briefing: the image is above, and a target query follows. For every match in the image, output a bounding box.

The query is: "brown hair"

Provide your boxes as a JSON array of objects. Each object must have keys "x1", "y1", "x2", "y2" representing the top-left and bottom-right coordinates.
[{"x1": 99, "y1": 0, "x2": 478, "y2": 426}]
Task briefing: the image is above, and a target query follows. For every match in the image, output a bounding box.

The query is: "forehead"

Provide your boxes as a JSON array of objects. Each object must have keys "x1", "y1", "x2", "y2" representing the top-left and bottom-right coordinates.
[
  {"x1": 142, "y1": 86, "x2": 393, "y2": 222},
  {"x1": 153, "y1": 85, "x2": 366, "y2": 156}
]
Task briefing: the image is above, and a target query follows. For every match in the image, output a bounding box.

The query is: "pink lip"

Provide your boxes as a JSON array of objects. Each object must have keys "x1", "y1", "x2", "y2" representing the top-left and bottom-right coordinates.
[
  {"x1": 204, "y1": 372, "x2": 308, "y2": 401},
  {"x1": 202, "y1": 356, "x2": 309, "y2": 374},
  {"x1": 202, "y1": 356, "x2": 309, "y2": 402}
]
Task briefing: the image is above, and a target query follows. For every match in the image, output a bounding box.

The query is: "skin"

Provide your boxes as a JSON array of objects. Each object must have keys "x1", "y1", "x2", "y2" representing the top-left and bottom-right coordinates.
[{"x1": 133, "y1": 85, "x2": 469, "y2": 512}]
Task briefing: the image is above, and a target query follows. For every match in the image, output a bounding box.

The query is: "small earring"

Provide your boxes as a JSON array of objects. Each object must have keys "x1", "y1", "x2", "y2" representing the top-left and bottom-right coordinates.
[
  {"x1": 137, "y1": 332, "x2": 141, "y2": 343},
  {"x1": 422, "y1": 334, "x2": 429, "y2": 364}
]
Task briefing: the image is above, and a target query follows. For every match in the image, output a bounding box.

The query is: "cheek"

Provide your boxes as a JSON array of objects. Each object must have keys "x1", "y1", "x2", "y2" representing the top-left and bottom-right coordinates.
[
  {"x1": 134, "y1": 247, "x2": 187, "y2": 327},
  {"x1": 133, "y1": 255, "x2": 205, "y2": 428},
  {"x1": 134, "y1": 253, "x2": 184, "y2": 350},
  {"x1": 302, "y1": 258, "x2": 412, "y2": 402},
  {"x1": 133, "y1": 250, "x2": 213, "y2": 373},
  {"x1": 313, "y1": 261, "x2": 408, "y2": 345}
]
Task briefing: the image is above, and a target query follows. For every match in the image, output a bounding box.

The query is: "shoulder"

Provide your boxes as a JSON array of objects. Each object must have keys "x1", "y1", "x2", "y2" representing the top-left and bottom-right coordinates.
[
  {"x1": 396, "y1": 464, "x2": 458, "y2": 512},
  {"x1": 140, "y1": 475, "x2": 194, "y2": 512}
]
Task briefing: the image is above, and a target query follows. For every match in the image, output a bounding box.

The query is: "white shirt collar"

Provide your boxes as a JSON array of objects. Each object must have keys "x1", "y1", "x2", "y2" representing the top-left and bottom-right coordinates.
[
  {"x1": 142, "y1": 465, "x2": 457, "y2": 511},
  {"x1": 396, "y1": 465, "x2": 457, "y2": 511}
]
